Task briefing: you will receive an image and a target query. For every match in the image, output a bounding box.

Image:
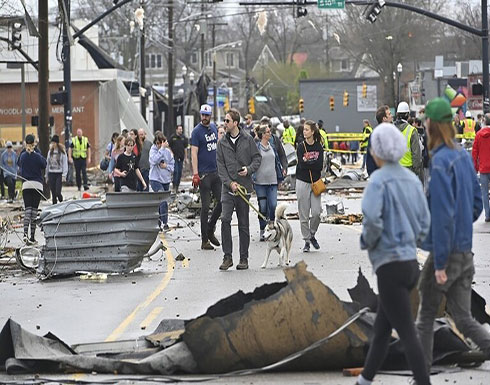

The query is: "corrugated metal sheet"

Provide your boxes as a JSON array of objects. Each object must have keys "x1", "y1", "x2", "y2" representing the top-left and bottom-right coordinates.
[{"x1": 38, "y1": 192, "x2": 169, "y2": 276}]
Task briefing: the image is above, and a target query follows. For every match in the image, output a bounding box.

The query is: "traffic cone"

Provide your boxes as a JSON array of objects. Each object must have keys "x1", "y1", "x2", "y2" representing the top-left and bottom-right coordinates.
[{"x1": 82, "y1": 192, "x2": 98, "y2": 199}]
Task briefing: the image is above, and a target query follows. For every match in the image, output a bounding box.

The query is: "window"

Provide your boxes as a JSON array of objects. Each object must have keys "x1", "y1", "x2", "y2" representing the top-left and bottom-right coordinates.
[
  {"x1": 146, "y1": 54, "x2": 163, "y2": 69},
  {"x1": 190, "y1": 52, "x2": 198, "y2": 65},
  {"x1": 145, "y1": 54, "x2": 150, "y2": 68},
  {"x1": 226, "y1": 52, "x2": 235, "y2": 67},
  {"x1": 341, "y1": 59, "x2": 349, "y2": 71},
  {"x1": 151, "y1": 54, "x2": 156, "y2": 68},
  {"x1": 205, "y1": 52, "x2": 212, "y2": 68},
  {"x1": 157, "y1": 54, "x2": 162, "y2": 68}
]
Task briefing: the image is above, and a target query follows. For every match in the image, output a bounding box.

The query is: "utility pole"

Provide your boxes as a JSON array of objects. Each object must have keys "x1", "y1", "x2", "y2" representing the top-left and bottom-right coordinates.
[
  {"x1": 482, "y1": 0, "x2": 489, "y2": 112},
  {"x1": 21, "y1": 64, "x2": 26, "y2": 141},
  {"x1": 212, "y1": 23, "x2": 217, "y2": 120},
  {"x1": 62, "y1": 0, "x2": 72, "y2": 151},
  {"x1": 140, "y1": 1, "x2": 146, "y2": 120},
  {"x1": 200, "y1": 3, "x2": 205, "y2": 71},
  {"x1": 38, "y1": 0, "x2": 49, "y2": 156},
  {"x1": 167, "y1": 0, "x2": 175, "y2": 136}
]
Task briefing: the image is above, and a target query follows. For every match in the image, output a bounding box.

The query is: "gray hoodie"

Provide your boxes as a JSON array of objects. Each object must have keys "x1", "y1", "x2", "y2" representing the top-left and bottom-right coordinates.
[{"x1": 217, "y1": 128, "x2": 261, "y2": 193}]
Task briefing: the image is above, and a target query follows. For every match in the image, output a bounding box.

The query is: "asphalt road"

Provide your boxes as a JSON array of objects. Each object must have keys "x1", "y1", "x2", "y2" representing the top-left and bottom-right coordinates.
[{"x1": 1, "y1": 185, "x2": 490, "y2": 384}]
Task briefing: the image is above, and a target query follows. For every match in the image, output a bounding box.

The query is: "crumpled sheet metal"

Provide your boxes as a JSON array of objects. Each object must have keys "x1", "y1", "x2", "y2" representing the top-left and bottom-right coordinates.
[
  {"x1": 182, "y1": 261, "x2": 369, "y2": 373},
  {"x1": 38, "y1": 192, "x2": 169, "y2": 276}
]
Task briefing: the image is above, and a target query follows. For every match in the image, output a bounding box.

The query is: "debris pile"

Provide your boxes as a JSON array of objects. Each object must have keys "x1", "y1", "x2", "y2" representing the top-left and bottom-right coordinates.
[{"x1": 324, "y1": 214, "x2": 363, "y2": 225}]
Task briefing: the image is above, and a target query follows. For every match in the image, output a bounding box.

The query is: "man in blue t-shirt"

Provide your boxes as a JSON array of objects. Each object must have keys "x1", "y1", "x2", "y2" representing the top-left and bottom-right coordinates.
[{"x1": 191, "y1": 104, "x2": 222, "y2": 250}]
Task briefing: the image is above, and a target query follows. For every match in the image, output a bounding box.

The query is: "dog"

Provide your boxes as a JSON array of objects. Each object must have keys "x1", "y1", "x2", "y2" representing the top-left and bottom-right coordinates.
[{"x1": 261, "y1": 203, "x2": 293, "y2": 269}]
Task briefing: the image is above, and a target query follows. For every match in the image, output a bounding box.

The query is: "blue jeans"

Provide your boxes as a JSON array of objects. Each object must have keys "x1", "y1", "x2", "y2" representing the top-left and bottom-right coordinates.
[
  {"x1": 173, "y1": 159, "x2": 184, "y2": 190},
  {"x1": 150, "y1": 180, "x2": 169, "y2": 225},
  {"x1": 255, "y1": 184, "x2": 278, "y2": 230},
  {"x1": 137, "y1": 168, "x2": 150, "y2": 191},
  {"x1": 480, "y1": 173, "x2": 490, "y2": 219}
]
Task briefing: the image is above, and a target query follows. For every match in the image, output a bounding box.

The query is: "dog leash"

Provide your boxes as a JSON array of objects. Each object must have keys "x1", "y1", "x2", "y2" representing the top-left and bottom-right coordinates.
[{"x1": 234, "y1": 184, "x2": 267, "y2": 221}]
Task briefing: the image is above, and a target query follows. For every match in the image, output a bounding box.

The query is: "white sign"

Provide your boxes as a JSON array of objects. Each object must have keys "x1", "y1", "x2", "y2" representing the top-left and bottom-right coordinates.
[{"x1": 356, "y1": 85, "x2": 377, "y2": 112}]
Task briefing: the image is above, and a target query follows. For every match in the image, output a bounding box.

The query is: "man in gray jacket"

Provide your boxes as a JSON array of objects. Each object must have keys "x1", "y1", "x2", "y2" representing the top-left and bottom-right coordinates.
[{"x1": 217, "y1": 109, "x2": 262, "y2": 270}]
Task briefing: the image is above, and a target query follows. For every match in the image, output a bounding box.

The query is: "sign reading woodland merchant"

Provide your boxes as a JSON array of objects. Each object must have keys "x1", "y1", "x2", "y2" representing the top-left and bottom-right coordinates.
[{"x1": 0, "y1": 106, "x2": 85, "y2": 116}]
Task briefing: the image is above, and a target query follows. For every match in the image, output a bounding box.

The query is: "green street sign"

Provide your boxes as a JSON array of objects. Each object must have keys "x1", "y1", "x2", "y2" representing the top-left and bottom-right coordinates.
[{"x1": 318, "y1": 0, "x2": 345, "y2": 9}]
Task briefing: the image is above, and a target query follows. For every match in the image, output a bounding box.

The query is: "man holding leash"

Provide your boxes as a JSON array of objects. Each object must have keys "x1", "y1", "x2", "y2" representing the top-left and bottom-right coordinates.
[{"x1": 217, "y1": 109, "x2": 261, "y2": 270}]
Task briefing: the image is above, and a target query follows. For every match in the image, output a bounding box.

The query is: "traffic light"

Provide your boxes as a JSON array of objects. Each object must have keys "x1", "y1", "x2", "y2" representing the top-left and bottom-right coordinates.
[
  {"x1": 248, "y1": 97, "x2": 255, "y2": 115},
  {"x1": 296, "y1": 0, "x2": 307, "y2": 18},
  {"x1": 343, "y1": 91, "x2": 349, "y2": 107},
  {"x1": 299, "y1": 98, "x2": 304, "y2": 113},
  {"x1": 224, "y1": 97, "x2": 230, "y2": 112},
  {"x1": 11, "y1": 22, "x2": 22, "y2": 50},
  {"x1": 329, "y1": 96, "x2": 335, "y2": 111},
  {"x1": 366, "y1": 0, "x2": 386, "y2": 23},
  {"x1": 362, "y1": 83, "x2": 367, "y2": 98}
]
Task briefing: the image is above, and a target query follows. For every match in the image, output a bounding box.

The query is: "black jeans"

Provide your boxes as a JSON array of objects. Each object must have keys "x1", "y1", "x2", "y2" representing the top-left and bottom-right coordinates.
[
  {"x1": 4, "y1": 175, "x2": 15, "y2": 200},
  {"x1": 362, "y1": 260, "x2": 431, "y2": 385},
  {"x1": 221, "y1": 190, "x2": 250, "y2": 260},
  {"x1": 0, "y1": 170, "x2": 4, "y2": 197},
  {"x1": 48, "y1": 172, "x2": 63, "y2": 204},
  {"x1": 199, "y1": 171, "x2": 222, "y2": 242},
  {"x1": 74, "y1": 157, "x2": 88, "y2": 190}
]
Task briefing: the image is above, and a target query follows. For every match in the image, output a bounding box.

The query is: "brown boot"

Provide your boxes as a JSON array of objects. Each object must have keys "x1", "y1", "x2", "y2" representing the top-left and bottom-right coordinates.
[
  {"x1": 236, "y1": 258, "x2": 249, "y2": 270},
  {"x1": 219, "y1": 254, "x2": 233, "y2": 271},
  {"x1": 201, "y1": 241, "x2": 214, "y2": 250}
]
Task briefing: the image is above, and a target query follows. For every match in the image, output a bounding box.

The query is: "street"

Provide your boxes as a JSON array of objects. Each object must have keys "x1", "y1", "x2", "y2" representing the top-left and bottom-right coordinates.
[{"x1": 1, "y1": 183, "x2": 490, "y2": 384}]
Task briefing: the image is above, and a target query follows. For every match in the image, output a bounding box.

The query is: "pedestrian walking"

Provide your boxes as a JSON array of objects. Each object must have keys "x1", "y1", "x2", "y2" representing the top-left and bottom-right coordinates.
[
  {"x1": 357, "y1": 123, "x2": 431, "y2": 385},
  {"x1": 18, "y1": 134, "x2": 47, "y2": 245},
  {"x1": 217, "y1": 108, "x2": 261, "y2": 270},
  {"x1": 101, "y1": 132, "x2": 118, "y2": 172},
  {"x1": 296, "y1": 120, "x2": 324, "y2": 252},
  {"x1": 46, "y1": 135, "x2": 68, "y2": 205},
  {"x1": 109, "y1": 135, "x2": 125, "y2": 192},
  {"x1": 365, "y1": 105, "x2": 393, "y2": 176},
  {"x1": 114, "y1": 137, "x2": 147, "y2": 192},
  {"x1": 349, "y1": 140, "x2": 359, "y2": 164},
  {"x1": 169, "y1": 124, "x2": 189, "y2": 193},
  {"x1": 254, "y1": 124, "x2": 284, "y2": 241},
  {"x1": 68, "y1": 128, "x2": 91, "y2": 191},
  {"x1": 245, "y1": 114, "x2": 255, "y2": 137},
  {"x1": 416, "y1": 98, "x2": 490, "y2": 372},
  {"x1": 472, "y1": 113, "x2": 490, "y2": 222},
  {"x1": 191, "y1": 104, "x2": 222, "y2": 250},
  {"x1": 395, "y1": 102, "x2": 423, "y2": 181},
  {"x1": 137, "y1": 128, "x2": 152, "y2": 191},
  {"x1": 361, "y1": 119, "x2": 373, "y2": 169},
  {"x1": 282, "y1": 119, "x2": 296, "y2": 146},
  {"x1": 149, "y1": 132, "x2": 174, "y2": 231},
  {"x1": 217, "y1": 124, "x2": 225, "y2": 141},
  {"x1": 0, "y1": 141, "x2": 17, "y2": 203}
]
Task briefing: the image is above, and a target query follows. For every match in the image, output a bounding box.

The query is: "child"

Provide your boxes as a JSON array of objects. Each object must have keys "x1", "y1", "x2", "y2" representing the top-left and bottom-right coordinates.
[
  {"x1": 114, "y1": 137, "x2": 147, "y2": 192},
  {"x1": 357, "y1": 123, "x2": 431, "y2": 385}
]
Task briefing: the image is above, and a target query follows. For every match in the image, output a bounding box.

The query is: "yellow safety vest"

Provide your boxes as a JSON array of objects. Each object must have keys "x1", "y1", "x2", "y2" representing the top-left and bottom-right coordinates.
[
  {"x1": 399, "y1": 124, "x2": 416, "y2": 167},
  {"x1": 73, "y1": 136, "x2": 88, "y2": 159},
  {"x1": 319, "y1": 128, "x2": 329, "y2": 150},
  {"x1": 282, "y1": 126, "x2": 296, "y2": 146},
  {"x1": 360, "y1": 126, "x2": 373, "y2": 149},
  {"x1": 463, "y1": 119, "x2": 476, "y2": 139}
]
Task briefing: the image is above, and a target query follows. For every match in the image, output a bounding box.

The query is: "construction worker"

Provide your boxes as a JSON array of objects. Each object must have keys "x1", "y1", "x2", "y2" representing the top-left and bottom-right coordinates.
[
  {"x1": 361, "y1": 119, "x2": 373, "y2": 169},
  {"x1": 281, "y1": 119, "x2": 296, "y2": 146},
  {"x1": 318, "y1": 119, "x2": 329, "y2": 150},
  {"x1": 68, "y1": 128, "x2": 91, "y2": 191},
  {"x1": 395, "y1": 102, "x2": 423, "y2": 181},
  {"x1": 462, "y1": 110, "x2": 476, "y2": 139}
]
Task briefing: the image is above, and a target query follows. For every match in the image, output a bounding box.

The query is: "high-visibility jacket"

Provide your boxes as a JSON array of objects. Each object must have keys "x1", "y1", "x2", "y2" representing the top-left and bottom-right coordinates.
[
  {"x1": 361, "y1": 125, "x2": 373, "y2": 149},
  {"x1": 463, "y1": 118, "x2": 476, "y2": 139},
  {"x1": 319, "y1": 128, "x2": 329, "y2": 150},
  {"x1": 399, "y1": 124, "x2": 416, "y2": 167},
  {"x1": 72, "y1": 136, "x2": 89, "y2": 159},
  {"x1": 282, "y1": 125, "x2": 296, "y2": 146}
]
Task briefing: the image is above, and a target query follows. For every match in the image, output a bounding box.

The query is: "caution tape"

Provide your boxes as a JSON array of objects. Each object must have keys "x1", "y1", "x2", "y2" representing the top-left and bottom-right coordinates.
[
  {"x1": 326, "y1": 133, "x2": 366, "y2": 138},
  {"x1": 327, "y1": 149, "x2": 367, "y2": 154}
]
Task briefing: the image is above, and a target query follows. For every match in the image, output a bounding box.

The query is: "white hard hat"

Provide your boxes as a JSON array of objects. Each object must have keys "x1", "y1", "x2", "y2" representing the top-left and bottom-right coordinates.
[
  {"x1": 465, "y1": 110, "x2": 472, "y2": 118},
  {"x1": 397, "y1": 101, "x2": 410, "y2": 114}
]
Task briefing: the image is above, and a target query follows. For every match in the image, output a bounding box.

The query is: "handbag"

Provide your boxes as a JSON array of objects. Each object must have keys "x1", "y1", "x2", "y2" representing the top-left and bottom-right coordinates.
[
  {"x1": 100, "y1": 157, "x2": 110, "y2": 171},
  {"x1": 303, "y1": 142, "x2": 326, "y2": 196}
]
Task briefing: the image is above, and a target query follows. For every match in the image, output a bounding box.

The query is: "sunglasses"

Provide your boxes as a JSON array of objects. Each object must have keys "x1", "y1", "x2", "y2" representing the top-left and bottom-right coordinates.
[{"x1": 224, "y1": 118, "x2": 232, "y2": 123}]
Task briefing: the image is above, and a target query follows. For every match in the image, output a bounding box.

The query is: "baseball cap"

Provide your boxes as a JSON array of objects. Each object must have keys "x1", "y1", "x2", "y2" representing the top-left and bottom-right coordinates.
[
  {"x1": 425, "y1": 98, "x2": 453, "y2": 123},
  {"x1": 200, "y1": 104, "x2": 212, "y2": 115},
  {"x1": 25, "y1": 134, "x2": 35, "y2": 144},
  {"x1": 6, "y1": 141, "x2": 12, "y2": 148}
]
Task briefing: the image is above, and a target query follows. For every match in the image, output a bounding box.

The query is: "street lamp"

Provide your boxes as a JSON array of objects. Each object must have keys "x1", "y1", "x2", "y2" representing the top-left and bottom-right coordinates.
[{"x1": 397, "y1": 62, "x2": 403, "y2": 107}]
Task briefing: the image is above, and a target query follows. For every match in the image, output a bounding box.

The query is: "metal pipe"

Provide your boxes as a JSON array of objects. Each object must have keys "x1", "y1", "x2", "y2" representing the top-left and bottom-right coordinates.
[
  {"x1": 63, "y1": 0, "x2": 72, "y2": 151},
  {"x1": 482, "y1": 0, "x2": 489, "y2": 113}
]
